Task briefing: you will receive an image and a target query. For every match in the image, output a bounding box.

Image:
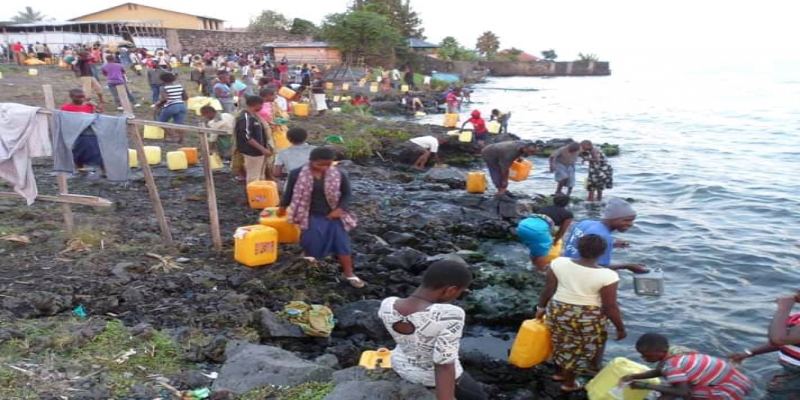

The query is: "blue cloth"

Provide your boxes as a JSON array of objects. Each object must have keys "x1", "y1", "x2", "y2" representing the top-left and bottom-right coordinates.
[
  {"x1": 301, "y1": 215, "x2": 352, "y2": 258},
  {"x1": 562, "y1": 220, "x2": 614, "y2": 265},
  {"x1": 72, "y1": 134, "x2": 103, "y2": 167},
  {"x1": 158, "y1": 103, "x2": 187, "y2": 125},
  {"x1": 517, "y1": 217, "x2": 553, "y2": 257}
]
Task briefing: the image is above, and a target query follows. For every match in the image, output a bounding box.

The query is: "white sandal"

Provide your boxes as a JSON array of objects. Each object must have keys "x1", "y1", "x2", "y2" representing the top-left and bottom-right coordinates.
[{"x1": 345, "y1": 276, "x2": 366, "y2": 288}]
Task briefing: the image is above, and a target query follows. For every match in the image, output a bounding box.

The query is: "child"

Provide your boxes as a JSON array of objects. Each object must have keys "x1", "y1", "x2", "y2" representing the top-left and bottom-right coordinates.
[
  {"x1": 273, "y1": 128, "x2": 314, "y2": 178},
  {"x1": 377, "y1": 260, "x2": 487, "y2": 400},
  {"x1": 234, "y1": 96, "x2": 271, "y2": 183},
  {"x1": 460, "y1": 110, "x2": 490, "y2": 153},
  {"x1": 490, "y1": 109, "x2": 511, "y2": 134},
  {"x1": 156, "y1": 72, "x2": 188, "y2": 143},
  {"x1": 60, "y1": 89, "x2": 105, "y2": 175},
  {"x1": 311, "y1": 74, "x2": 327, "y2": 116},
  {"x1": 200, "y1": 105, "x2": 235, "y2": 157},
  {"x1": 407, "y1": 135, "x2": 448, "y2": 170},
  {"x1": 214, "y1": 74, "x2": 236, "y2": 114},
  {"x1": 259, "y1": 87, "x2": 290, "y2": 152},
  {"x1": 622, "y1": 333, "x2": 753, "y2": 400},
  {"x1": 277, "y1": 147, "x2": 364, "y2": 288}
]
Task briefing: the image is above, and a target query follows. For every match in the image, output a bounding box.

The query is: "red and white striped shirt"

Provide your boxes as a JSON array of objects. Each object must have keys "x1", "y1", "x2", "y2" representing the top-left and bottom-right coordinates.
[
  {"x1": 779, "y1": 313, "x2": 800, "y2": 368},
  {"x1": 662, "y1": 353, "x2": 753, "y2": 399}
]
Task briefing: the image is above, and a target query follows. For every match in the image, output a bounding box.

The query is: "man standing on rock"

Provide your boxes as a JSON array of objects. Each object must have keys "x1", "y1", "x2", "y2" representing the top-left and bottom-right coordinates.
[
  {"x1": 562, "y1": 198, "x2": 648, "y2": 273},
  {"x1": 549, "y1": 142, "x2": 581, "y2": 197},
  {"x1": 481, "y1": 141, "x2": 539, "y2": 198}
]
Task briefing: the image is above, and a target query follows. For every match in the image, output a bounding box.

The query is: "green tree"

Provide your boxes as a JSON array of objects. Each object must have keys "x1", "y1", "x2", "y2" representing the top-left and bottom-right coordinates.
[
  {"x1": 322, "y1": 11, "x2": 403, "y2": 59},
  {"x1": 476, "y1": 31, "x2": 500, "y2": 60},
  {"x1": 249, "y1": 10, "x2": 291, "y2": 33},
  {"x1": 352, "y1": 0, "x2": 424, "y2": 38},
  {"x1": 289, "y1": 18, "x2": 319, "y2": 37},
  {"x1": 11, "y1": 7, "x2": 45, "y2": 23},
  {"x1": 437, "y1": 36, "x2": 460, "y2": 60},
  {"x1": 577, "y1": 52, "x2": 599, "y2": 62},
  {"x1": 541, "y1": 49, "x2": 558, "y2": 61}
]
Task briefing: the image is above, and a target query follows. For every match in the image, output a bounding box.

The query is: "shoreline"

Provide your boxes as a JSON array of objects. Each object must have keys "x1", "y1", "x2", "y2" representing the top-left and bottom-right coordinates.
[{"x1": 0, "y1": 66, "x2": 615, "y2": 398}]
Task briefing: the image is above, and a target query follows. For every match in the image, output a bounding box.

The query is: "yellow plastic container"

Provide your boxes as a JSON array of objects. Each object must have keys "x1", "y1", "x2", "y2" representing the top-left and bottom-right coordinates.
[
  {"x1": 370, "y1": 83, "x2": 379, "y2": 93},
  {"x1": 194, "y1": 98, "x2": 223, "y2": 116},
  {"x1": 171, "y1": 62, "x2": 180, "y2": 69},
  {"x1": 209, "y1": 153, "x2": 224, "y2": 170},
  {"x1": 179, "y1": 147, "x2": 199, "y2": 165},
  {"x1": 234, "y1": 225, "x2": 278, "y2": 267},
  {"x1": 325, "y1": 82, "x2": 334, "y2": 90},
  {"x1": 400, "y1": 84, "x2": 409, "y2": 92},
  {"x1": 187, "y1": 96, "x2": 208, "y2": 111},
  {"x1": 128, "y1": 149, "x2": 138, "y2": 168},
  {"x1": 143, "y1": 146, "x2": 161, "y2": 165},
  {"x1": 247, "y1": 180, "x2": 280, "y2": 209},
  {"x1": 28, "y1": 69, "x2": 38, "y2": 76},
  {"x1": 458, "y1": 131, "x2": 473, "y2": 143},
  {"x1": 467, "y1": 172, "x2": 486, "y2": 194},
  {"x1": 358, "y1": 79, "x2": 366, "y2": 87},
  {"x1": 166, "y1": 151, "x2": 188, "y2": 171},
  {"x1": 143, "y1": 125, "x2": 165, "y2": 140},
  {"x1": 278, "y1": 87, "x2": 296, "y2": 100},
  {"x1": 586, "y1": 357, "x2": 660, "y2": 400},
  {"x1": 508, "y1": 319, "x2": 552, "y2": 368},
  {"x1": 443, "y1": 113, "x2": 459, "y2": 128},
  {"x1": 509, "y1": 159, "x2": 533, "y2": 182},
  {"x1": 359, "y1": 348, "x2": 393, "y2": 370},
  {"x1": 294, "y1": 103, "x2": 310, "y2": 117},
  {"x1": 333, "y1": 95, "x2": 341, "y2": 102},
  {"x1": 273, "y1": 131, "x2": 291, "y2": 151},
  {"x1": 487, "y1": 121, "x2": 501, "y2": 134},
  {"x1": 544, "y1": 241, "x2": 563, "y2": 264},
  {"x1": 414, "y1": 111, "x2": 427, "y2": 117},
  {"x1": 341, "y1": 83, "x2": 350, "y2": 91},
  {"x1": 259, "y1": 207, "x2": 301, "y2": 244}
]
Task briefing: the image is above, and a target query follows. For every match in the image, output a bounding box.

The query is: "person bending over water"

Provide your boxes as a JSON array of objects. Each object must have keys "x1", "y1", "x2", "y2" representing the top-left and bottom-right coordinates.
[
  {"x1": 516, "y1": 194, "x2": 574, "y2": 271},
  {"x1": 481, "y1": 140, "x2": 539, "y2": 198},
  {"x1": 536, "y1": 234, "x2": 626, "y2": 392},
  {"x1": 378, "y1": 260, "x2": 487, "y2": 400},
  {"x1": 549, "y1": 142, "x2": 581, "y2": 197},
  {"x1": 622, "y1": 333, "x2": 753, "y2": 400},
  {"x1": 729, "y1": 290, "x2": 800, "y2": 398},
  {"x1": 562, "y1": 198, "x2": 648, "y2": 274}
]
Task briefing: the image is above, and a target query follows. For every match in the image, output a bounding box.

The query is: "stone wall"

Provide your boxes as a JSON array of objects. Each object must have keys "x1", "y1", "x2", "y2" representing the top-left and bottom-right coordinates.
[{"x1": 166, "y1": 29, "x2": 304, "y2": 54}]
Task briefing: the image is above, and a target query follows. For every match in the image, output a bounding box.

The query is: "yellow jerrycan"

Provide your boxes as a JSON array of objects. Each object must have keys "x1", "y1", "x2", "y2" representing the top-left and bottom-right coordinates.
[
  {"x1": 509, "y1": 159, "x2": 533, "y2": 182},
  {"x1": 466, "y1": 172, "x2": 486, "y2": 194},
  {"x1": 586, "y1": 357, "x2": 660, "y2": 400},
  {"x1": 259, "y1": 207, "x2": 301, "y2": 244},
  {"x1": 233, "y1": 225, "x2": 278, "y2": 267},
  {"x1": 508, "y1": 318, "x2": 552, "y2": 368}
]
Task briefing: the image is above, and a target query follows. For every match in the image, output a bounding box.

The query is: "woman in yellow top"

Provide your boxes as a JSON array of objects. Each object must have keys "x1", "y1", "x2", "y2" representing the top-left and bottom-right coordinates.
[{"x1": 535, "y1": 234, "x2": 626, "y2": 393}]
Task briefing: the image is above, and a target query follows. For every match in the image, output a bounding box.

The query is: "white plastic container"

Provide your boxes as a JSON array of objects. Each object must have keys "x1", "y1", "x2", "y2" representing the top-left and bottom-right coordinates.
[{"x1": 634, "y1": 268, "x2": 665, "y2": 296}]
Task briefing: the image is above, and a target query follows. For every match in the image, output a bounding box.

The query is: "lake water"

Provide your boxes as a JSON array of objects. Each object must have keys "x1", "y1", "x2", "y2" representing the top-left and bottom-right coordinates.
[{"x1": 414, "y1": 71, "x2": 800, "y2": 394}]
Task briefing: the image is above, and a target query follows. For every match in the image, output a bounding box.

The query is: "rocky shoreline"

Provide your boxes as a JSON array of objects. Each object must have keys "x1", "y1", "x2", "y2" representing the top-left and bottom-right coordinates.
[{"x1": 0, "y1": 109, "x2": 614, "y2": 398}]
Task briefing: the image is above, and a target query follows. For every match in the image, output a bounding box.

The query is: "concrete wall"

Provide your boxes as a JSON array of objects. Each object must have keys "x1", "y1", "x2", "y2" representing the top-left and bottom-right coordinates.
[
  {"x1": 166, "y1": 29, "x2": 302, "y2": 54},
  {"x1": 481, "y1": 60, "x2": 610, "y2": 76},
  {"x1": 421, "y1": 57, "x2": 610, "y2": 78},
  {"x1": 72, "y1": 4, "x2": 221, "y2": 30}
]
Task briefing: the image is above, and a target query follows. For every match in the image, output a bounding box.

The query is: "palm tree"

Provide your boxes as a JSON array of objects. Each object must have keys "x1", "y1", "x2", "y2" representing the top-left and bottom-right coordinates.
[
  {"x1": 476, "y1": 31, "x2": 500, "y2": 60},
  {"x1": 12, "y1": 7, "x2": 46, "y2": 23},
  {"x1": 577, "y1": 53, "x2": 599, "y2": 62},
  {"x1": 541, "y1": 49, "x2": 558, "y2": 61}
]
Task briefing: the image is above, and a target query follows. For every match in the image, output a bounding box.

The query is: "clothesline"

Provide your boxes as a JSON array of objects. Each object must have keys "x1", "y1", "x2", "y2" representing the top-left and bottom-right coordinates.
[{"x1": 34, "y1": 108, "x2": 230, "y2": 136}]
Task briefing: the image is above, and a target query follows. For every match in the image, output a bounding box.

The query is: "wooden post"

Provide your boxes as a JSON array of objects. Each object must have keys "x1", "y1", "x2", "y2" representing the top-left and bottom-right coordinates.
[
  {"x1": 42, "y1": 85, "x2": 75, "y2": 235},
  {"x1": 198, "y1": 124, "x2": 222, "y2": 255},
  {"x1": 116, "y1": 85, "x2": 174, "y2": 246}
]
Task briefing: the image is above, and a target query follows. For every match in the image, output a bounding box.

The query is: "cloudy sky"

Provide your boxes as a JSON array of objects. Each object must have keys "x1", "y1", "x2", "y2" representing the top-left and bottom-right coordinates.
[{"x1": 7, "y1": 0, "x2": 800, "y2": 69}]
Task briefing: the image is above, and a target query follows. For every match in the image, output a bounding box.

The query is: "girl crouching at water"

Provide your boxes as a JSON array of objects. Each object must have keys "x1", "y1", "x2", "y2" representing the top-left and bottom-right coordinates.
[
  {"x1": 536, "y1": 234, "x2": 626, "y2": 393},
  {"x1": 378, "y1": 260, "x2": 488, "y2": 400},
  {"x1": 278, "y1": 147, "x2": 366, "y2": 288}
]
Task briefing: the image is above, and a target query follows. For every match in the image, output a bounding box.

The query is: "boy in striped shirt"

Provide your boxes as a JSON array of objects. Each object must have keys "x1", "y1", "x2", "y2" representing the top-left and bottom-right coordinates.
[{"x1": 622, "y1": 332, "x2": 753, "y2": 399}]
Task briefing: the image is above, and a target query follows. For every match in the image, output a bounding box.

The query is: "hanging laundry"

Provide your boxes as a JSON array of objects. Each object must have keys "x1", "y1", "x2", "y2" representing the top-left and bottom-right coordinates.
[
  {"x1": 0, "y1": 103, "x2": 51, "y2": 205},
  {"x1": 53, "y1": 111, "x2": 129, "y2": 181}
]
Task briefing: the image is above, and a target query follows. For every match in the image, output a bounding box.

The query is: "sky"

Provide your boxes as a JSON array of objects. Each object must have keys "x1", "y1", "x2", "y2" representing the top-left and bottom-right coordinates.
[{"x1": 7, "y1": 0, "x2": 800, "y2": 70}]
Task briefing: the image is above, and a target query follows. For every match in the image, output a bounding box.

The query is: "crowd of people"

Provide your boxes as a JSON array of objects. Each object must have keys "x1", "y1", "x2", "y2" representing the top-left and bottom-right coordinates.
[{"x1": 43, "y1": 42, "x2": 797, "y2": 399}]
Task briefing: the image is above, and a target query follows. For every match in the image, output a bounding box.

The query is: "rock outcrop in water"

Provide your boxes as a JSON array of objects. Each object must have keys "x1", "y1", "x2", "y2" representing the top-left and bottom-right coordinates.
[{"x1": 0, "y1": 113, "x2": 608, "y2": 399}]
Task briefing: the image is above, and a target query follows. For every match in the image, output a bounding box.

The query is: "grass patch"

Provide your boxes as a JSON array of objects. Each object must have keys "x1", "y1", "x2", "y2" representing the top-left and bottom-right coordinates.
[
  {"x1": 69, "y1": 226, "x2": 109, "y2": 246},
  {"x1": 370, "y1": 128, "x2": 412, "y2": 141},
  {"x1": 240, "y1": 381, "x2": 335, "y2": 400}
]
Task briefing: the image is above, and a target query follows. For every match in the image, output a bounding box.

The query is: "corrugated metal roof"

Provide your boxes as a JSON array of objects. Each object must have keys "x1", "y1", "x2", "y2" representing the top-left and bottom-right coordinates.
[
  {"x1": 70, "y1": 3, "x2": 224, "y2": 22},
  {"x1": 407, "y1": 38, "x2": 439, "y2": 48},
  {"x1": 261, "y1": 41, "x2": 332, "y2": 48},
  {"x1": 1, "y1": 20, "x2": 164, "y2": 28}
]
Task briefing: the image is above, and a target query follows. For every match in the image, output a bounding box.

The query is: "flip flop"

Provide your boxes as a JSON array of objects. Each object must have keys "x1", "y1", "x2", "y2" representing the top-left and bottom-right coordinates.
[
  {"x1": 551, "y1": 374, "x2": 566, "y2": 382},
  {"x1": 345, "y1": 276, "x2": 366, "y2": 288},
  {"x1": 560, "y1": 384, "x2": 583, "y2": 393}
]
